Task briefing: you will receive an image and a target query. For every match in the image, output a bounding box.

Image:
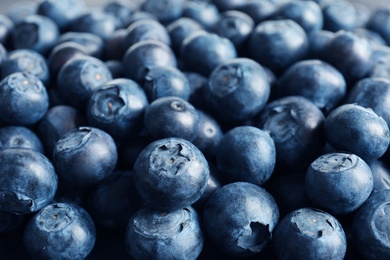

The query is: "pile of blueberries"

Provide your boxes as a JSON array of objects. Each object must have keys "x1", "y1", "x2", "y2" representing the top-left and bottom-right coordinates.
[{"x1": 1, "y1": 0, "x2": 390, "y2": 259}]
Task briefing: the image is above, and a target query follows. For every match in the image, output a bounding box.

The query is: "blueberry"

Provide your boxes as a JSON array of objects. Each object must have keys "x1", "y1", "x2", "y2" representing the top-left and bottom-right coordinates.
[
  {"x1": 0, "y1": 72, "x2": 49, "y2": 126},
  {"x1": 325, "y1": 103, "x2": 390, "y2": 162},
  {"x1": 5, "y1": 1, "x2": 37, "y2": 25},
  {"x1": 180, "y1": 30, "x2": 237, "y2": 76},
  {"x1": 141, "y1": 0, "x2": 184, "y2": 24},
  {"x1": 86, "y1": 78, "x2": 149, "y2": 141},
  {"x1": 203, "y1": 181, "x2": 279, "y2": 257},
  {"x1": 305, "y1": 152, "x2": 374, "y2": 215},
  {"x1": 204, "y1": 57, "x2": 270, "y2": 125},
  {"x1": 0, "y1": 14, "x2": 14, "y2": 47},
  {"x1": 103, "y1": 1, "x2": 136, "y2": 29},
  {"x1": 273, "y1": 208, "x2": 347, "y2": 260},
  {"x1": 0, "y1": 126, "x2": 44, "y2": 153},
  {"x1": 57, "y1": 31, "x2": 105, "y2": 59},
  {"x1": 143, "y1": 96, "x2": 200, "y2": 142},
  {"x1": 321, "y1": 0, "x2": 358, "y2": 32},
  {"x1": 53, "y1": 126, "x2": 118, "y2": 188},
  {"x1": 0, "y1": 148, "x2": 58, "y2": 215},
  {"x1": 236, "y1": 0, "x2": 277, "y2": 25},
  {"x1": 307, "y1": 29, "x2": 334, "y2": 59},
  {"x1": 369, "y1": 160, "x2": 390, "y2": 195},
  {"x1": 125, "y1": 206, "x2": 204, "y2": 260},
  {"x1": 366, "y1": 7, "x2": 390, "y2": 46},
  {"x1": 133, "y1": 137, "x2": 209, "y2": 211},
  {"x1": 23, "y1": 202, "x2": 96, "y2": 260},
  {"x1": 104, "y1": 60, "x2": 125, "y2": 79},
  {"x1": 216, "y1": 126, "x2": 276, "y2": 186},
  {"x1": 182, "y1": 0, "x2": 219, "y2": 30},
  {"x1": 103, "y1": 28, "x2": 127, "y2": 61}
]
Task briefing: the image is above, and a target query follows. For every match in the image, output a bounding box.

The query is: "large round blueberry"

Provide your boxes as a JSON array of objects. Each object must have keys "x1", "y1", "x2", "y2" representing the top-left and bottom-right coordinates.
[
  {"x1": 143, "y1": 96, "x2": 200, "y2": 142},
  {"x1": 0, "y1": 72, "x2": 49, "y2": 126},
  {"x1": 23, "y1": 202, "x2": 96, "y2": 260},
  {"x1": 236, "y1": 0, "x2": 277, "y2": 25},
  {"x1": 305, "y1": 152, "x2": 373, "y2": 215},
  {"x1": 216, "y1": 126, "x2": 275, "y2": 186},
  {"x1": 204, "y1": 57, "x2": 270, "y2": 125},
  {"x1": 325, "y1": 103, "x2": 390, "y2": 162},
  {"x1": 0, "y1": 148, "x2": 58, "y2": 215},
  {"x1": 352, "y1": 189, "x2": 390, "y2": 259},
  {"x1": 273, "y1": 208, "x2": 347, "y2": 260},
  {"x1": 53, "y1": 126, "x2": 118, "y2": 188},
  {"x1": 0, "y1": 126, "x2": 44, "y2": 154},
  {"x1": 141, "y1": 0, "x2": 184, "y2": 24},
  {"x1": 125, "y1": 206, "x2": 204, "y2": 260},
  {"x1": 180, "y1": 30, "x2": 237, "y2": 76},
  {"x1": 133, "y1": 137, "x2": 209, "y2": 211},
  {"x1": 203, "y1": 182, "x2": 279, "y2": 257},
  {"x1": 86, "y1": 78, "x2": 149, "y2": 141},
  {"x1": 321, "y1": 0, "x2": 358, "y2": 32}
]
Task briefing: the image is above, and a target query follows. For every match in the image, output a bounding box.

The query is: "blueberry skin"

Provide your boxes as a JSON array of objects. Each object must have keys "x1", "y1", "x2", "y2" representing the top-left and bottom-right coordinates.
[
  {"x1": 36, "y1": 0, "x2": 87, "y2": 31},
  {"x1": 103, "y1": 1, "x2": 136, "y2": 29},
  {"x1": 180, "y1": 30, "x2": 237, "y2": 76},
  {"x1": 216, "y1": 126, "x2": 275, "y2": 186},
  {"x1": 321, "y1": 0, "x2": 358, "y2": 32},
  {"x1": 57, "y1": 32, "x2": 104, "y2": 59},
  {"x1": 1, "y1": 49, "x2": 50, "y2": 86},
  {"x1": 133, "y1": 137, "x2": 209, "y2": 211},
  {"x1": 273, "y1": 208, "x2": 347, "y2": 260},
  {"x1": 122, "y1": 40, "x2": 177, "y2": 83},
  {"x1": 103, "y1": 28, "x2": 127, "y2": 61},
  {"x1": 352, "y1": 189, "x2": 390, "y2": 259},
  {"x1": 87, "y1": 170, "x2": 142, "y2": 229},
  {"x1": 141, "y1": 0, "x2": 184, "y2": 24},
  {"x1": 143, "y1": 65, "x2": 190, "y2": 102},
  {"x1": 203, "y1": 182, "x2": 279, "y2": 257},
  {"x1": 248, "y1": 19, "x2": 309, "y2": 74},
  {"x1": 325, "y1": 104, "x2": 390, "y2": 162},
  {"x1": 277, "y1": 59, "x2": 346, "y2": 115},
  {"x1": 369, "y1": 160, "x2": 390, "y2": 195},
  {"x1": 123, "y1": 19, "x2": 171, "y2": 50},
  {"x1": 182, "y1": 0, "x2": 219, "y2": 30},
  {"x1": 143, "y1": 96, "x2": 200, "y2": 142},
  {"x1": 0, "y1": 14, "x2": 14, "y2": 47},
  {"x1": 236, "y1": 0, "x2": 277, "y2": 25},
  {"x1": 104, "y1": 60, "x2": 124, "y2": 79},
  {"x1": 366, "y1": 7, "x2": 390, "y2": 46},
  {"x1": 0, "y1": 148, "x2": 58, "y2": 215},
  {"x1": 38, "y1": 105, "x2": 86, "y2": 158},
  {"x1": 57, "y1": 56, "x2": 112, "y2": 110},
  {"x1": 305, "y1": 152, "x2": 374, "y2": 215},
  {"x1": 53, "y1": 126, "x2": 118, "y2": 188},
  {"x1": 323, "y1": 30, "x2": 372, "y2": 84},
  {"x1": 86, "y1": 78, "x2": 149, "y2": 141},
  {"x1": 204, "y1": 57, "x2": 270, "y2": 125},
  {"x1": 0, "y1": 72, "x2": 49, "y2": 126},
  {"x1": 0, "y1": 126, "x2": 44, "y2": 153},
  {"x1": 125, "y1": 206, "x2": 204, "y2": 260},
  {"x1": 12, "y1": 14, "x2": 59, "y2": 56},
  {"x1": 345, "y1": 77, "x2": 390, "y2": 127},
  {"x1": 307, "y1": 29, "x2": 334, "y2": 60},
  {"x1": 23, "y1": 202, "x2": 96, "y2": 260}
]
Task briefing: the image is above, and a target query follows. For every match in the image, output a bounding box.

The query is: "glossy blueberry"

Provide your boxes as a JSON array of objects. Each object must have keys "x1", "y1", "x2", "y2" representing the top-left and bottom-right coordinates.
[
  {"x1": 57, "y1": 56, "x2": 112, "y2": 110},
  {"x1": 38, "y1": 105, "x2": 86, "y2": 158},
  {"x1": 87, "y1": 170, "x2": 142, "y2": 229},
  {"x1": 1, "y1": 49, "x2": 50, "y2": 86},
  {"x1": 141, "y1": 0, "x2": 184, "y2": 24},
  {"x1": 0, "y1": 148, "x2": 58, "y2": 215},
  {"x1": 352, "y1": 189, "x2": 390, "y2": 258},
  {"x1": 125, "y1": 206, "x2": 204, "y2": 260},
  {"x1": 212, "y1": 10, "x2": 254, "y2": 51},
  {"x1": 253, "y1": 96, "x2": 326, "y2": 170},
  {"x1": 325, "y1": 104, "x2": 390, "y2": 162},
  {"x1": 273, "y1": 208, "x2": 347, "y2": 260},
  {"x1": 307, "y1": 29, "x2": 334, "y2": 59},
  {"x1": 143, "y1": 96, "x2": 200, "y2": 142},
  {"x1": 305, "y1": 152, "x2": 374, "y2": 215},
  {"x1": 166, "y1": 17, "x2": 203, "y2": 55},
  {"x1": 0, "y1": 14, "x2": 14, "y2": 47},
  {"x1": 323, "y1": 30, "x2": 372, "y2": 84},
  {"x1": 204, "y1": 57, "x2": 270, "y2": 125},
  {"x1": 133, "y1": 137, "x2": 209, "y2": 211},
  {"x1": 0, "y1": 126, "x2": 44, "y2": 153},
  {"x1": 53, "y1": 126, "x2": 118, "y2": 188},
  {"x1": 0, "y1": 72, "x2": 49, "y2": 126},
  {"x1": 216, "y1": 126, "x2": 275, "y2": 186},
  {"x1": 123, "y1": 19, "x2": 171, "y2": 50},
  {"x1": 366, "y1": 7, "x2": 390, "y2": 46},
  {"x1": 321, "y1": 0, "x2": 358, "y2": 32},
  {"x1": 57, "y1": 31, "x2": 104, "y2": 59},
  {"x1": 203, "y1": 181, "x2": 279, "y2": 257},
  {"x1": 23, "y1": 202, "x2": 96, "y2": 260},
  {"x1": 273, "y1": 0, "x2": 323, "y2": 35},
  {"x1": 345, "y1": 77, "x2": 390, "y2": 127},
  {"x1": 181, "y1": 30, "x2": 237, "y2": 76},
  {"x1": 36, "y1": 0, "x2": 87, "y2": 31},
  {"x1": 103, "y1": 1, "x2": 136, "y2": 29},
  {"x1": 86, "y1": 78, "x2": 149, "y2": 141},
  {"x1": 143, "y1": 65, "x2": 190, "y2": 102},
  {"x1": 182, "y1": 0, "x2": 219, "y2": 30},
  {"x1": 248, "y1": 19, "x2": 309, "y2": 74},
  {"x1": 122, "y1": 40, "x2": 177, "y2": 83},
  {"x1": 369, "y1": 160, "x2": 390, "y2": 195},
  {"x1": 70, "y1": 8, "x2": 117, "y2": 40},
  {"x1": 277, "y1": 59, "x2": 346, "y2": 114},
  {"x1": 236, "y1": 0, "x2": 277, "y2": 25}
]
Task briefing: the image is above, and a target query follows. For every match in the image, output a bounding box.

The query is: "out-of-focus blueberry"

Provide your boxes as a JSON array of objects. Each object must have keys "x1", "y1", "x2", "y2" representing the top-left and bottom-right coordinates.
[
  {"x1": 141, "y1": 0, "x2": 184, "y2": 24},
  {"x1": 236, "y1": 0, "x2": 277, "y2": 25},
  {"x1": 0, "y1": 126, "x2": 44, "y2": 153},
  {"x1": 0, "y1": 14, "x2": 14, "y2": 47},
  {"x1": 369, "y1": 160, "x2": 390, "y2": 195},
  {"x1": 103, "y1": 1, "x2": 136, "y2": 29},
  {"x1": 321, "y1": 0, "x2": 358, "y2": 32},
  {"x1": 307, "y1": 29, "x2": 334, "y2": 59},
  {"x1": 366, "y1": 7, "x2": 390, "y2": 46},
  {"x1": 103, "y1": 28, "x2": 127, "y2": 61},
  {"x1": 354, "y1": 27, "x2": 387, "y2": 47},
  {"x1": 182, "y1": 0, "x2": 219, "y2": 30},
  {"x1": 57, "y1": 31, "x2": 105, "y2": 59},
  {"x1": 6, "y1": 1, "x2": 37, "y2": 25},
  {"x1": 104, "y1": 60, "x2": 124, "y2": 78},
  {"x1": 203, "y1": 182, "x2": 279, "y2": 257}
]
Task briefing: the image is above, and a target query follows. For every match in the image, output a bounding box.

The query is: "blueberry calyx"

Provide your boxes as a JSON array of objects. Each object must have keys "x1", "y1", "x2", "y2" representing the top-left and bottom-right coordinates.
[
  {"x1": 291, "y1": 209, "x2": 335, "y2": 238},
  {"x1": 56, "y1": 127, "x2": 92, "y2": 151},
  {"x1": 91, "y1": 86, "x2": 125, "y2": 121},
  {"x1": 151, "y1": 143, "x2": 191, "y2": 176},
  {"x1": 37, "y1": 204, "x2": 73, "y2": 232},
  {"x1": 8, "y1": 73, "x2": 44, "y2": 93},
  {"x1": 210, "y1": 64, "x2": 243, "y2": 97},
  {"x1": 237, "y1": 222, "x2": 271, "y2": 253},
  {"x1": 0, "y1": 191, "x2": 34, "y2": 214},
  {"x1": 311, "y1": 153, "x2": 356, "y2": 173}
]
